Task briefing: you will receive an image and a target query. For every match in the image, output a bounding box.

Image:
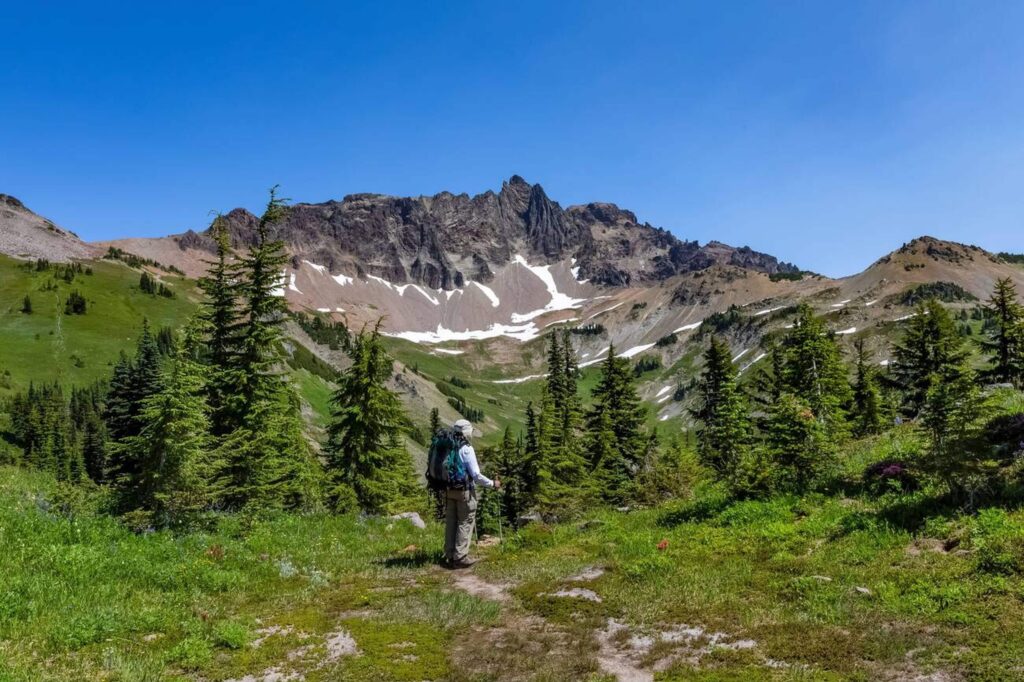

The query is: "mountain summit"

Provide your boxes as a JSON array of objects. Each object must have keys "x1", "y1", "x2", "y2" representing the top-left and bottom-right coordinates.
[{"x1": 168, "y1": 176, "x2": 798, "y2": 288}]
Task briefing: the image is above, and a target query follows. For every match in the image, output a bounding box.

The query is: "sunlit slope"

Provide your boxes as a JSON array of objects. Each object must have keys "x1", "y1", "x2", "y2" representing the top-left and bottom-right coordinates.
[{"x1": 0, "y1": 255, "x2": 198, "y2": 395}]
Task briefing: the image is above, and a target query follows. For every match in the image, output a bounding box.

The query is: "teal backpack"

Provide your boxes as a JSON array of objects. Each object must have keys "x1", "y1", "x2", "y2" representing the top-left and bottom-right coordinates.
[{"x1": 426, "y1": 428, "x2": 469, "y2": 491}]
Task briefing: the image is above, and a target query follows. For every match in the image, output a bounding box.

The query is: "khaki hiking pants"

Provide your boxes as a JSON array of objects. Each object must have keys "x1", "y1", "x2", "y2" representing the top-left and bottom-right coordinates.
[{"x1": 444, "y1": 488, "x2": 477, "y2": 562}]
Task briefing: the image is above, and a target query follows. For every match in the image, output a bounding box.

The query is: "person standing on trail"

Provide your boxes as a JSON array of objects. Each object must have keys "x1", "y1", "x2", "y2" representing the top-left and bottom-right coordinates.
[{"x1": 443, "y1": 419, "x2": 499, "y2": 569}]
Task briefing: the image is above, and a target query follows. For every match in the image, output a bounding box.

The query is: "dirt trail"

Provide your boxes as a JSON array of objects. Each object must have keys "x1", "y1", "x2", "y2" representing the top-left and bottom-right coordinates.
[{"x1": 447, "y1": 567, "x2": 653, "y2": 682}]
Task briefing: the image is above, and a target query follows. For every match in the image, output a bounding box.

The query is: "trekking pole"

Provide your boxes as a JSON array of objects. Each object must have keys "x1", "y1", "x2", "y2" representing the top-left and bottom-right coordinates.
[{"x1": 496, "y1": 486, "x2": 504, "y2": 543}]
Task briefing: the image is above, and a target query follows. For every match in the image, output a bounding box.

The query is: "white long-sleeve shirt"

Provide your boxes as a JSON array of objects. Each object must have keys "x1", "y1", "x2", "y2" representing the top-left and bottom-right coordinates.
[{"x1": 459, "y1": 443, "x2": 494, "y2": 488}]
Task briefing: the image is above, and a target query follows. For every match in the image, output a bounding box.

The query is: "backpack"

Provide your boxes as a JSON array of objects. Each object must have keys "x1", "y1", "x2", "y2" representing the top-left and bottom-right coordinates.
[{"x1": 426, "y1": 427, "x2": 469, "y2": 491}]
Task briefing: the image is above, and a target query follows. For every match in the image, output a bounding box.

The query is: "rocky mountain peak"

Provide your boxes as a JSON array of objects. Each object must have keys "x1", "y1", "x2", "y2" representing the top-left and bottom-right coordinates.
[{"x1": 165, "y1": 176, "x2": 799, "y2": 290}]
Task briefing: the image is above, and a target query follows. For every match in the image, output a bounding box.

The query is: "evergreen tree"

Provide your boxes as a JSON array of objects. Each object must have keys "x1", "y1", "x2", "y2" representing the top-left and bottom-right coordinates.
[
  {"x1": 850, "y1": 338, "x2": 885, "y2": 437},
  {"x1": 198, "y1": 214, "x2": 242, "y2": 433},
  {"x1": 586, "y1": 344, "x2": 648, "y2": 505},
  {"x1": 20, "y1": 295, "x2": 32, "y2": 314},
  {"x1": 199, "y1": 190, "x2": 323, "y2": 511},
  {"x1": 919, "y1": 357, "x2": 990, "y2": 505},
  {"x1": 324, "y1": 323, "x2": 417, "y2": 514},
  {"x1": 219, "y1": 391, "x2": 322, "y2": 512},
  {"x1": 764, "y1": 393, "x2": 833, "y2": 492},
  {"x1": 81, "y1": 409, "x2": 107, "y2": 482},
  {"x1": 139, "y1": 271, "x2": 155, "y2": 294},
  {"x1": 64, "y1": 290, "x2": 87, "y2": 315},
  {"x1": 104, "y1": 351, "x2": 136, "y2": 442},
  {"x1": 692, "y1": 337, "x2": 750, "y2": 478},
  {"x1": 890, "y1": 300, "x2": 968, "y2": 415},
  {"x1": 222, "y1": 188, "x2": 292, "y2": 427},
  {"x1": 635, "y1": 436, "x2": 704, "y2": 505},
  {"x1": 534, "y1": 333, "x2": 592, "y2": 514},
  {"x1": 522, "y1": 400, "x2": 541, "y2": 499},
  {"x1": 980, "y1": 277, "x2": 1024, "y2": 387},
  {"x1": 105, "y1": 321, "x2": 164, "y2": 489},
  {"x1": 490, "y1": 426, "x2": 529, "y2": 527},
  {"x1": 779, "y1": 304, "x2": 852, "y2": 439},
  {"x1": 115, "y1": 328, "x2": 225, "y2": 523},
  {"x1": 427, "y1": 406, "x2": 444, "y2": 520}
]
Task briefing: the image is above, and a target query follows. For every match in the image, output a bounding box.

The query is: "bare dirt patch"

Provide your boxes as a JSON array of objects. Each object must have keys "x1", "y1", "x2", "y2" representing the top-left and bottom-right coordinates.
[{"x1": 450, "y1": 570, "x2": 513, "y2": 602}]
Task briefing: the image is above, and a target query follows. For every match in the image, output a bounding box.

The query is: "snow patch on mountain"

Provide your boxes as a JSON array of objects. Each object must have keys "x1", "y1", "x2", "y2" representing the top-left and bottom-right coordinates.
[
  {"x1": 673, "y1": 320, "x2": 703, "y2": 333},
  {"x1": 620, "y1": 343, "x2": 656, "y2": 359},
  {"x1": 471, "y1": 281, "x2": 501, "y2": 308},
  {"x1": 386, "y1": 321, "x2": 542, "y2": 344},
  {"x1": 508, "y1": 255, "x2": 587, "y2": 322}
]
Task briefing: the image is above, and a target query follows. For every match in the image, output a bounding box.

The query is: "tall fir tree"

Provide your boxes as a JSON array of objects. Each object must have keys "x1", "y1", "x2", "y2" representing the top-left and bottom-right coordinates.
[
  {"x1": 890, "y1": 299, "x2": 968, "y2": 415},
  {"x1": 198, "y1": 214, "x2": 242, "y2": 434},
  {"x1": 207, "y1": 189, "x2": 322, "y2": 511},
  {"x1": 105, "y1": 321, "x2": 164, "y2": 488},
  {"x1": 490, "y1": 426, "x2": 529, "y2": 527},
  {"x1": 980, "y1": 277, "x2": 1024, "y2": 387},
  {"x1": 427, "y1": 406, "x2": 444, "y2": 520},
  {"x1": 218, "y1": 390, "x2": 321, "y2": 512},
  {"x1": 763, "y1": 393, "x2": 834, "y2": 492},
  {"x1": 850, "y1": 338, "x2": 885, "y2": 437},
  {"x1": 224, "y1": 189, "x2": 292, "y2": 425},
  {"x1": 522, "y1": 400, "x2": 541, "y2": 500},
  {"x1": 586, "y1": 344, "x2": 648, "y2": 505},
  {"x1": 920, "y1": 356, "x2": 990, "y2": 505},
  {"x1": 692, "y1": 337, "x2": 750, "y2": 479},
  {"x1": 535, "y1": 333, "x2": 592, "y2": 514},
  {"x1": 114, "y1": 326, "x2": 225, "y2": 524},
  {"x1": 324, "y1": 323, "x2": 418, "y2": 514},
  {"x1": 779, "y1": 304, "x2": 852, "y2": 439}
]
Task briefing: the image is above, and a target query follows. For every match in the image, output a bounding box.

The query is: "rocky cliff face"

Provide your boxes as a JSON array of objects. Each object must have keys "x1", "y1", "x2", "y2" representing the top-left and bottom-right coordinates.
[{"x1": 187, "y1": 176, "x2": 797, "y2": 289}]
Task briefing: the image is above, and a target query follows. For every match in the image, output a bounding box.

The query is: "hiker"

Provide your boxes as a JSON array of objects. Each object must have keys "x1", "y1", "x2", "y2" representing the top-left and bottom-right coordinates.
[{"x1": 441, "y1": 419, "x2": 500, "y2": 569}]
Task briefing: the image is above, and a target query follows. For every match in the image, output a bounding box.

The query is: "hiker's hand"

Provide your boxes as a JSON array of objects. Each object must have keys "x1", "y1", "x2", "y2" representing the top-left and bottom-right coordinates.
[{"x1": 493, "y1": 478, "x2": 502, "y2": 490}]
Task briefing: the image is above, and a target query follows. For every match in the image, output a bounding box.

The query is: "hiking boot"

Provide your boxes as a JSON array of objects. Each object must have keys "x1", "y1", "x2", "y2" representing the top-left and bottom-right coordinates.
[
  {"x1": 441, "y1": 557, "x2": 454, "y2": 570},
  {"x1": 452, "y1": 557, "x2": 478, "y2": 569}
]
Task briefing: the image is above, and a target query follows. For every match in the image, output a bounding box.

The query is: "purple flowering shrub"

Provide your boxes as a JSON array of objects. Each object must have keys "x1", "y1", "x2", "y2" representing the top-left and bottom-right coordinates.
[{"x1": 863, "y1": 459, "x2": 919, "y2": 495}]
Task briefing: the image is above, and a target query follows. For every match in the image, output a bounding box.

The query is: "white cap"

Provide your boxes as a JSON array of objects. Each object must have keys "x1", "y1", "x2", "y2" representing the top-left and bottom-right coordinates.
[{"x1": 453, "y1": 419, "x2": 481, "y2": 438}]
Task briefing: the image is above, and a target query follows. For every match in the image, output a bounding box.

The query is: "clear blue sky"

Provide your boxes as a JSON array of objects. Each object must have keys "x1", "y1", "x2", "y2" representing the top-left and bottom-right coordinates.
[{"x1": 3, "y1": 1, "x2": 1023, "y2": 277}]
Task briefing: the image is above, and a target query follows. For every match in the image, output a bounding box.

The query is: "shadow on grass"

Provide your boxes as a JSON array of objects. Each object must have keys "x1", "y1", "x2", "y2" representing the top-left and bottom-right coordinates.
[
  {"x1": 657, "y1": 493, "x2": 732, "y2": 528},
  {"x1": 376, "y1": 550, "x2": 438, "y2": 569}
]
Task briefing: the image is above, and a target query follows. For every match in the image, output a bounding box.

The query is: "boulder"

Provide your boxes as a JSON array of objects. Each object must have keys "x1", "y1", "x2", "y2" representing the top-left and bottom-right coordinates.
[{"x1": 389, "y1": 512, "x2": 426, "y2": 529}]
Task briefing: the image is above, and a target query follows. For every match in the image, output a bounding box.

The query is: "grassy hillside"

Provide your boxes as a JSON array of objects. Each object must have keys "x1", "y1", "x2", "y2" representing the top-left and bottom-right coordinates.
[
  {"x1": 3, "y1": 419, "x2": 1023, "y2": 681},
  {"x1": 0, "y1": 255, "x2": 198, "y2": 396}
]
